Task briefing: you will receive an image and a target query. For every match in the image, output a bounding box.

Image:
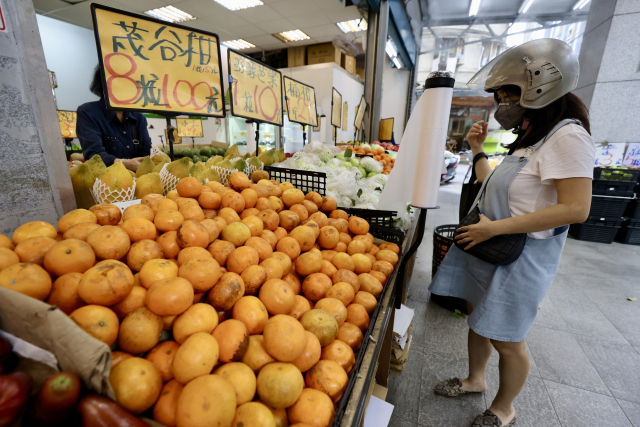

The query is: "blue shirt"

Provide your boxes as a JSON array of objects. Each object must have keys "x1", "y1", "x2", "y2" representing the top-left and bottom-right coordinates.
[{"x1": 76, "y1": 99, "x2": 152, "y2": 166}]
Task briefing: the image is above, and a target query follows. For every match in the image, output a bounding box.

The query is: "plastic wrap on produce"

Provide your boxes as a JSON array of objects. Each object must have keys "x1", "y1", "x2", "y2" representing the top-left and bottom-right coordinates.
[{"x1": 360, "y1": 156, "x2": 383, "y2": 173}]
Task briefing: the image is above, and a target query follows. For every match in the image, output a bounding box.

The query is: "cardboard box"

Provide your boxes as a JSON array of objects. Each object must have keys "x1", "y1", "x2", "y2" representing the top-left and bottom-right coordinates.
[
  {"x1": 307, "y1": 43, "x2": 342, "y2": 66},
  {"x1": 288, "y1": 46, "x2": 306, "y2": 67},
  {"x1": 210, "y1": 141, "x2": 229, "y2": 149},
  {"x1": 74, "y1": 188, "x2": 97, "y2": 209},
  {"x1": 343, "y1": 55, "x2": 356, "y2": 75},
  {"x1": 356, "y1": 67, "x2": 365, "y2": 80}
]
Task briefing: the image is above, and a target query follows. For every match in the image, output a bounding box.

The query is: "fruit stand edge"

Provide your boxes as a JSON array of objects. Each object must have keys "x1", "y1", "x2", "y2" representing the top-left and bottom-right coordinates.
[{"x1": 338, "y1": 218, "x2": 419, "y2": 426}]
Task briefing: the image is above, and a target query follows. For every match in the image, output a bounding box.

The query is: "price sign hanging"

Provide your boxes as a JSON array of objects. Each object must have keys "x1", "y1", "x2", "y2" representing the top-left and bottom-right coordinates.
[
  {"x1": 177, "y1": 118, "x2": 204, "y2": 137},
  {"x1": 623, "y1": 143, "x2": 640, "y2": 167},
  {"x1": 227, "y1": 49, "x2": 283, "y2": 126},
  {"x1": 594, "y1": 143, "x2": 625, "y2": 167},
  {"x1": 57, "y1": 110, "x2": 77, "y2": 138},
  {"x1": 283, "y1": 76, "x2": 317, "y2": 127},
  {"x1": 91, "y1": 4, "x2": 225, "y2": 117}
]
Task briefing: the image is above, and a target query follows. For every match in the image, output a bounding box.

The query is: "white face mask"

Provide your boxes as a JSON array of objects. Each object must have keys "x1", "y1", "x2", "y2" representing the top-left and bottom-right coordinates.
[{"x1": 494, "y1": 100, "x2": 527, "y2": 130}]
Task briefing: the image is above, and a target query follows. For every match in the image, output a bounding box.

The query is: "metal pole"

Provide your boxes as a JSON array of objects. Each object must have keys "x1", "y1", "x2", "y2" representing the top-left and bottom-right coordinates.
[{"x1": 165, "y1": 116, "x2": 175, "y2": 161}]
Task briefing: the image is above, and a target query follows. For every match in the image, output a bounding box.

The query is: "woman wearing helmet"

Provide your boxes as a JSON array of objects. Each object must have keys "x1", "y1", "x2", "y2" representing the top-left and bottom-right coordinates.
[{"x1": 429, "y1": 39, "x2": 594, "y2": 426}]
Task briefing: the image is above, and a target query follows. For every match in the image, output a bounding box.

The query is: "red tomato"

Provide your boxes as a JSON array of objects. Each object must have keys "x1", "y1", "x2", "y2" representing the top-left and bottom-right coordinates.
[{"x1": 0, "y1": 375, "x2": 29, "y2": 427}]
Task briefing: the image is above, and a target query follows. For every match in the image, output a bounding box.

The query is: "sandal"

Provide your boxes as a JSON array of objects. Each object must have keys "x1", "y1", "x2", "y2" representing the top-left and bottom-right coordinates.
[
  {"x1": 434, "y1": 378, "x2": 480, "y2": 397},
  {"x1": 471, "y1": 410, "x2": 516, "y2": 426}
]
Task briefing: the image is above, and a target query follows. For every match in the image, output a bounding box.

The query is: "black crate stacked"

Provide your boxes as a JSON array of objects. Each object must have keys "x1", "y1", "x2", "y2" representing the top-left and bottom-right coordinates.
[
  {"x1": 616, "y1": 174, "x2": 640, "y2": 245},
  {"x1": 570, "y1": 167, "x2": 640, "y2": 244}
]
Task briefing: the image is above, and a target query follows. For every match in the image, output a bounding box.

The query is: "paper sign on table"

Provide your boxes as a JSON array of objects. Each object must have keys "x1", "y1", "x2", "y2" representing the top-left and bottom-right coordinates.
[
  {"x1": 594, "y1": 143, "x2": 625, "y2": 167},
  {"x1": 623, "y1": 143, "x2": 640, "y2": 167},
  {"x1": 363, "y1": 396, "x2": 394, "y2": 427},
  {"x1": 392, "y1": 304, "x2": 414, "y2": 338}
]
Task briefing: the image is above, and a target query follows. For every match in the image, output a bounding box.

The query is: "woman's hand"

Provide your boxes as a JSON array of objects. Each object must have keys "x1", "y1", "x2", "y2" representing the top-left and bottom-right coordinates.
[
  {"x1": 467, "y1": 120, "x2": 489, "y2": 153},
  {"x1": 118, "y1": 158, "x2": 143, "y2": 171},
  {"x1": 455, "y1": 214, "x2": 497, "y2": 250}
]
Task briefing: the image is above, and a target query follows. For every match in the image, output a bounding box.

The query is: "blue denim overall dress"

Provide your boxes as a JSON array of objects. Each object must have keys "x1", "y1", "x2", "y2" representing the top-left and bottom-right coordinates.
[{"x1": 429, "y1": 119, "x2": 577, "y2": 342}]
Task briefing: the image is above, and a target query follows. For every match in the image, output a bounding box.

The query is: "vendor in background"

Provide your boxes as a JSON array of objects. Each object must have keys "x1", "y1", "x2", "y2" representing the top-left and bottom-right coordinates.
[
  {"x1": 429, "y1": 39, "x2": 594, "y2": 427},
  {"x1": 76, "y1": 67, "x2": 152, "y2": 171}
]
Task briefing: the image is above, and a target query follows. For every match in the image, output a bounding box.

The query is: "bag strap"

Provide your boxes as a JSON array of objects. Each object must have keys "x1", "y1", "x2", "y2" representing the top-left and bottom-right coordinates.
[{"x1": 128, "y1": 117, "x2": 141, "y2": 157}]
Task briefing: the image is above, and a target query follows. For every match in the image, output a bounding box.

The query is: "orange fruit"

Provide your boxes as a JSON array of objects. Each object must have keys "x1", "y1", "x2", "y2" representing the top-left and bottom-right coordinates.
[
  {"x1": 295, "y1": 251, "x2": 322, "y2": 276},
  {"x1": 288, "y1": 295, "x2": 312, "y2": 320},
  {"x1": 258, "y1": 209, "x2": 280, "y2": 231},
  {"x1": 279, "y1": 211, "x2": 300, "y2": 232},
  {"x1": 221, "y1": 191, "x2": 246, "y2": 213},
  {"x1": 146, "y1": 340, "x2": 180, "y2": 383},
  {"x1": 46, "y1": 272, "x2": 85, "y2": 315},
  {"x1": 379, "y1": 242, "x2": 400, "y2": 254},
  {"x1": 233, "y1": 296, "x2": 269, "y2": 334},
  {"x1": 243, "y1": 335, "x2": 276, "y2": 373},
  {"x1": 372, "y1": 260, "x2": 394, "y2": 277},
  {"x1": 111, "y1": 285, "x2": 147, "y2": 320},
  {"x1": 329, "y1": 210, "x2": 348, "y2": 220},
  {"x1": 331, "y1": 253, "x2": 355, "y2": 272},
  {"x1": 12, "y1": 221, "x2": 57, "y2": 245},
  {"x1": 199, "y1": 219, "x2": 220, "y2": 243},
  {"x1": 345, "y1": 304, "x2": 370, "y2": 331},
  {"x1": 43, "y1": 239, "x2": 95, "y2": 277},
  {"x1": 0, "y1": 234, "x2": 14, "y2": 250},
  {"x1": 206, "y1": 272, "x2": 245, "y2": 311},
  {"x1": 87, "y1": 225, "x2": 131, "y2": 260},
  {"x1": 263, "y1": 315, "x2": 308, "y2": 362},
  {"x1": 287, "y1": 388, "x2": 335, "y2": 427},
  {"x1": 69, "y1": 305, "x2": 119, "y2": 346},
  {"x1": 140, "y1": 194, "x2": 164, "y2": 209},
  {"x1": 358, "y1": 273, "x2": 383, "y2": 299},
  {"x1": 211, "y1": 319, "x2": 250, "y2": 363},
  {"x1": 347, "y1": 240, "x2": 367, "y2": 255},
  {"x1": 58, "y1": 209, "x2": 97, "y2": 233},
  {"x1": 325, "y1": 282, "x2": 355, "y2": 307},
  {"x1": 0, "y1": 262, "x2": 52, "y2": 300},
  {"x1": 227, "y1": 246, "x2": 259, "y2": 275},
  {"x1": 110, "y1": 357, "x2": 162, "y2": 414},
  {"x1": 175, "y1": 375, "x2": 236, "y2": 427},
  {"x1": 153, "y1": 379, "x2": 184, "y2": 427},
  {"x1": 139, "y1": 259, "x2": 179, "y2": 289},
  {"x1": 177, "y1": 246, "x2": 212, "y2": 266},
  {"x1": 90, "y1": 204, "x2": 122, "y2": 225},
  {"x1": 13, "y1": 236, "x2": 57, "y2": 266},
  {"x1": 214, "y1": 362, "x2": 257, "y2": 405},
  {"x1": 176, "y1": 177, "x2": 202, "y2": 198},
  {"x1": 376, "y1": 249, "x2": 399, "y2": 265},
  {"x1": 156, "y1": 231, "x2": 181, "y2": 259},
  {"x1": 282, "y1": 189, "x2": 304, "y2": 207},
  {"x1": 318, "y1": 226, "x2": 340, "y2": 249},
  {"x1": 314, "y1": 298, "x2": 347, "y2": 326},
  {"x1": 233, "y1": 402, "x2": 276, "y2": 427},
  {"x1": 291, "y1": 331, "x2": 322, "y2": 373},
  {"x1": 153, "y1": 198, "x2": 179, "y2": 214},
  {"x1": 172, "y1": 332, "x2": 219, "y2": 384},
  {"x1": 347, "y1": 216, "x2": 369, "y2": 235},
  {"x1": 122, "y1": 204, "x2": 154, "y2": 222},
  {"x1": 260, "y1": 230, "x2": 278, "y2": 250},
  {"x1": 260, "y1": 258, "x2": 284, "y2": 281},
  {"x1": 259, "y1": 279, "x2": 295, "y2": 315},
  {"x1": 240, "y1": 189, "x2": 258, "y2": 209},
  {"x1": 301, "y1": 273, "x2": 332, "y2": 302},
  {"x1": 300, "y1": 309, "x2": 339, "y2": 347},
  {"x1": 221, "y1": 222, "x2": 252, "y2": 247},
  {"x1": 242, "y1": 216, "x2": 265, "y2": 238},
  {"x1": 198, "y1": 192, "x2": 221, "y2": 209},
  {"x1": 302, "y1": 200, "x2": 319, "y2": 215},
  {"x1": 353, "y1": 235, "x2": 373, "y2": 251},
  {"x1": 217, "y1": 207, "x2": 240, "y2": 225},
  {"x1": 308, "y1": 212, "x2": 328, "y2": 228},
  {"x1": 0, "y1": 247, "x2": 20, "y2": 271},
  {"x1": 62, "y1": 222, "x2": 101, "y2": 241},
  {"x1": 332, "y1": 269, "x2": 359, "y2": 292},
  {"x1": 351, "y1": 253, "x2": 372, "y2": 274},
  {"x1": 321, "y1": 340, "x2": 355, "y2": 373},
  {"x1": 176, "y1": 220, "x2": 209, "y2": 248},
  {"x1": 320, "y1": 197, "x2": 337, "y2": 212},
  {"x1": 79, "y1": 261, "x2": 134, "y2": 306},
  {"x1": 173, "y1": 303, "x2": 219, "y2": 344},
  {"x1": 353, "y1": 291, "x2": 377, "y2": 314},
  {"x1": 118, "y1": 307, "x2": 164, "y2": 354},
  {"x1": 305, "y1": 192, "x2": 322, "y2": 207},
  {"x1": 257, "y1": 362, "x2": 304, "y2": 408},
  {"x1": 290, "y1": 204, "x2": 309, "y2": 222},
  {"x1": 111, "y1": 351, "x2": 133, "y2": 368},
  {"x1": 290, "y1": 226, "x2": 316, "y2": 252},
  {"x1": 179, "y1": 203, "x2": 205, "y2": 222},
  {"x1": 154, "y1": 210, "x2": 185, "y2": 233},
  {"x1": 179, "y1": 257, "x2": 221, "y2": 292},
  {"x1": 122, "y1": 218, "x2": 157, "y2": 242},
  {"x1": 240, "y1": 265, "x2": 268, "y2": 295},
  {"x1": 276, "y1": 237, "x2": 301, "y2": 261},
  {"x1": 319, "y1": 260, "x2": 337, "y2": 278},
  {"x1": 273, "y1": 227, "x2": 288, "y2": 241},
  {"x1": 339, "y1": 232, "x2": 351, "y2": 244},
  {"x1": 145, "y1": 277, "x2": 194, "y2": 316},
  {"x1": 305, "y1": 360, "x2": 348, "y2": 402},
  {"x1": 369, "y1": 270, "x2": 387, "y2": 285},
  {"x1": 127, "y1": 239, "x2": 165, "y2": 272},
  {"x1": 207, "y1": 240, "x2": 235, "y2": 266}
]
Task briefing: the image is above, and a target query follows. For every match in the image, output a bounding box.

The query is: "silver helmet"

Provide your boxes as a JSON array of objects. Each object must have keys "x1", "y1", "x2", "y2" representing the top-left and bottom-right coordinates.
[{"x1": 467, "y1": 38, "x2": 580, "y2": 109}]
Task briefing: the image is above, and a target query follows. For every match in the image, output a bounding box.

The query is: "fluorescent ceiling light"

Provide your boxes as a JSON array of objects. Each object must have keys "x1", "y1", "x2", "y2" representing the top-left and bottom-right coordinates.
[
  {"x1": 273, "y1": 30, "x2": 310, "y2": 43},
  {"x1": 337, "y1": 19, "x2": 368, "y2": 33},
  {"x1": 519, "y1": 0, "x2": 535, "y2": 14},
  {"x1": 572, "y1": 0, "x2": 590, "y2": 9},
  {"x1": 385, "y1": 39, "x2": 398, "y2": 59},
  {"x1": 222, "y1": 39, "x2": 256, "y2": 49},
  {"x1": 145, "y1": 6, "x2": 195, "y2": 23},
  {"x1": 469, "y1": 0, "x2": 481, "y2": 16},
  {"x1": 214, "y1": 0, "x2": 263, "y2": 11},
  {"x1": 392, "y1": 56, "x2": 404, "y2": 69}
]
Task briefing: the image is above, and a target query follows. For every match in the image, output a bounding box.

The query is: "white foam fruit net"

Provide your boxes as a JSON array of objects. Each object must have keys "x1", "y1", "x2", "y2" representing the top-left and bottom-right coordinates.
[
  {"x1": 243, "y1": 161, "x2": 263, "y2": 179},
  {"x1": 212, "y1": 166, "x2": 233, "y2": 186},
  {"x1": 160, "y1": 163, "x2": 180, "y2": 194},
  {"x1": 92, "y1": 179, "x2": 136, "y2": 204},
  {"x1": 150, "y1": 146, "x2": 163, "y2": 157}
]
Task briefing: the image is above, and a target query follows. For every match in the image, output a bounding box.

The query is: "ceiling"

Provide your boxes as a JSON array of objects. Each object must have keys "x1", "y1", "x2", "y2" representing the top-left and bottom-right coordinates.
[{"x1": 33, "y1": 0, "x2": 364, "y2": 54}]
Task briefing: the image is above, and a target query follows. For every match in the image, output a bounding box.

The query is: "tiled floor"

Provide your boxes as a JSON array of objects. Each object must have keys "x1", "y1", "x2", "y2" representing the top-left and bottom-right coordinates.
[{"x1": 385, "y1": 167, "x2": 640, "y2": 427}]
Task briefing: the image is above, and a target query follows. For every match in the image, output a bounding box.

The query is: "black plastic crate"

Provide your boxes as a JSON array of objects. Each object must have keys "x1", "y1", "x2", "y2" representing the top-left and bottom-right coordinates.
[
  {"x1": 264, "y1": 166, "x2": 326, "y2": 196},
  {"x1": 628, "y1": 218, "x2": 640, "y2": 228},
  {"x1": 624, "y1": 199, "x2": 640, "y2": 219},
  {"x1": 65, "y1": 149, "x2": 83, "y2": 161},
  {"x1": 570, "y1": 217, "x2": 621, "y2": 244},
  {"x1": 342, "y1": 207, "x2": 397, "y2": 228},
  {"x1": 616, "y1": 225, "x2": 640, "y2": 245},
  {"x1": 589, "y1": 195, "x2": 633, "y2": 217},
  {"x1": 594, "y1": 167, "x2": 640, "y2": 182},
  {"x1": 368, "y1": 223, "x2": 405, "y2": 245},
  {"x1": 592, "y1": 179, "x2": 637, "y2": 196}
]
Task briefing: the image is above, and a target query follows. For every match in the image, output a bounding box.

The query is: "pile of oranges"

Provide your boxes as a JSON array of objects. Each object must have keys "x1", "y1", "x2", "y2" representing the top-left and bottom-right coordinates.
[
  {"x1": 343, "y1": 145, "x2": 395, "y2": 175},
  {"x1": 0, "y1": 170, "x2": 401, "y2": 427}
]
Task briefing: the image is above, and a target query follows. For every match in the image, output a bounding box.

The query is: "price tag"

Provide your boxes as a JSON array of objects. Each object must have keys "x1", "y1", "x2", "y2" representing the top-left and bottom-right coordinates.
[
  {"x1": 623, "y1": 143, "x2": 640, "y2": 167},
  {"x1": 594, "y1": 143, "x2": 625, "y2": 167}
]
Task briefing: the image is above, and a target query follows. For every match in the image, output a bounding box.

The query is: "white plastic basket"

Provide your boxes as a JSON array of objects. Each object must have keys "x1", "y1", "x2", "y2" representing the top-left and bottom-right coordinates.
[
  {"x1": 91, "y1": 179, "x2": 136, "y2": 204},
  {"x1": 159, "y1": 163, "x2": 180, "y2": 195}
]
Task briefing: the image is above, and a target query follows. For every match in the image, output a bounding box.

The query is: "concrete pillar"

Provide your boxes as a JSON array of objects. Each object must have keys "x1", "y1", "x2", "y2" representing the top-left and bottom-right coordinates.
[
  {"x1": 363, "y1": 0, "x2": 389, "y2": 143},
  {"x1": 0, "y1": 0, "x2": 75, "y2": 235},
  {"x1": 575, "y1": 0, "x2": 640, "y2": 143}
]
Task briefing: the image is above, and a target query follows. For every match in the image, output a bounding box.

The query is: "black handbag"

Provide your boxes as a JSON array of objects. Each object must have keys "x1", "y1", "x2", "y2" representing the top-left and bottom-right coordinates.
[
  {"x1": 454, "y1": 165, "x2": 527, "y2": 266},
  {"x1": 459, "y1": 153, "x2": 486, "y2": 222}
]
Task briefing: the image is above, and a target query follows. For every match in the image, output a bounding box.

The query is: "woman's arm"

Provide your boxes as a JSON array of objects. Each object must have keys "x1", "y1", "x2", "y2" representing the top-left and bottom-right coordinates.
[
  {"x1": 467, "y1": 121, "x2": 492, "y2": 182},
  {"x1": 455, "y1": 177, "x2": 592, "y2": 249}
]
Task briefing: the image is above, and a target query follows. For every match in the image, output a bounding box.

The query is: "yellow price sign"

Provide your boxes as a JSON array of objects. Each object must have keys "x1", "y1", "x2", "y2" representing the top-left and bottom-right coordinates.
[
  {"x1": 91, "y1": 5, "x2": 225, "y2": 117},
  {"x1": 177, "y1": 118, "x2": 204, "y2": 137},
  {"x1": 331, "y1": 88, "x2": 342, "y2": 128},
  {"x1": 228, "y1": 49, "x2": 283, "y2": 126},
  {"x1": 58, "y1": 110, "x2": 77, "y2": 138},
  {"x1": 283, "y1": 76, "x2": 317, "y2": 127}
]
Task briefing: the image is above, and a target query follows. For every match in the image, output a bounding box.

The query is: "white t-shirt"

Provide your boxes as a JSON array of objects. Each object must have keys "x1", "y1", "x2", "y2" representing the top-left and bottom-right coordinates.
[{"x1": 509, "y1": 123, "x2": 595, "y2": 239}]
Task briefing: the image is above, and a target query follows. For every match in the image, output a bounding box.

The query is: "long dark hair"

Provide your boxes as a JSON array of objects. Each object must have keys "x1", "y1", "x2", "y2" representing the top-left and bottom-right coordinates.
[
  {"x1": 89, "y1": 65, "x2": 104, "y2": 98},
  {"x1": 495, "y1": 86, "x2": 591, "y2": 153}
]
